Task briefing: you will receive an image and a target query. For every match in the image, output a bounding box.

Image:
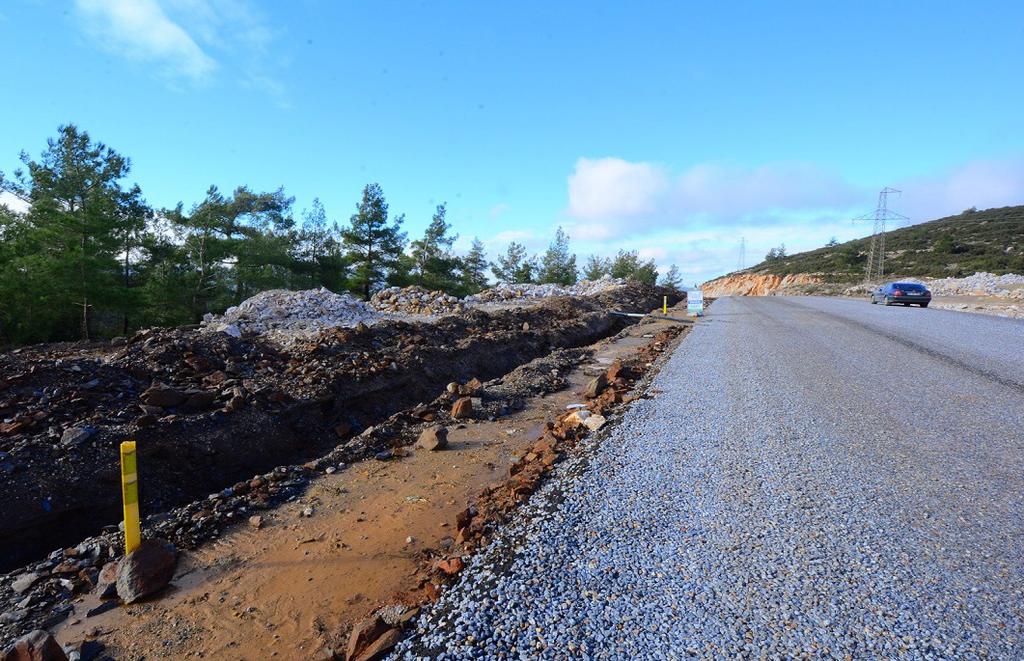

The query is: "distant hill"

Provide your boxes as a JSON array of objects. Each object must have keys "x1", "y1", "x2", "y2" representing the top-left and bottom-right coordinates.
[{"x1": 744, "y1": 205, "x2": 1024, "y2": 282}]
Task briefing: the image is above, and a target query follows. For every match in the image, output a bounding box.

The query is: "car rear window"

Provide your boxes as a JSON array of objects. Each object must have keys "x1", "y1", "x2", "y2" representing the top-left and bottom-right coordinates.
[{"x1": 895, "y1": 283, "x2": 927, "y2": 292}]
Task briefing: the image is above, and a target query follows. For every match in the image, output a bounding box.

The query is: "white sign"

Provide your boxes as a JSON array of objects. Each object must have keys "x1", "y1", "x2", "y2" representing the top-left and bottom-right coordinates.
[{"x1": 687, "y1": 289, "x2": 704, "y2": 316}]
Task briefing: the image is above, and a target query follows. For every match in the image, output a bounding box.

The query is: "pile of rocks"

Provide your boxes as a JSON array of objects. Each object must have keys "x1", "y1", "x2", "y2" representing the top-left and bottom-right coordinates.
[
  {"x1": 466, "y1": 276, "x2": 627, "y2": 304},
  {"x1": 370, "y1": 286, "x2": 466, "y2": 316},
  {"x1": 920, "y1": 272, "x2": 1024, "y2": 298},
  {"x1": 202, "y1": 288, "x2": 379, "y2": 346}
]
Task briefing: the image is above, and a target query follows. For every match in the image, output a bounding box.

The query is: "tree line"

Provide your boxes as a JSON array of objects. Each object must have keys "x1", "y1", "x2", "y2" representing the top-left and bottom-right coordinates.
[{"x1": 0, "y1": 125, "x2": 681, "y2": 347}]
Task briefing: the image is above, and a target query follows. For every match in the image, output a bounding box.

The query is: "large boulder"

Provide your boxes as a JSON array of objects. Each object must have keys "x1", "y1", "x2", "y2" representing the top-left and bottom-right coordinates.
[
  {"x1": 415, "y1": 426, "x2": 448, "y2": 451},
  {"x1": 115, "y1": 538, "x2": 177, "y2": 604},
  {"x1": 1, "y1": 630, "x2": 68, "y2": 661},
  {"x1": 450, "y1": 397, "x2": 473, "y2": 419}
]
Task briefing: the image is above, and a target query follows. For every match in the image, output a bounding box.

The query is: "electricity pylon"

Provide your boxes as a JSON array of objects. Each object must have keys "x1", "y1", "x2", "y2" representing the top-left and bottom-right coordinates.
[
  {"x1": 737, "y1": 237, "x2": 746, "y2": 271},
  {"x1": 854, "y1": 187, "x2": 907, "y2": 283}
]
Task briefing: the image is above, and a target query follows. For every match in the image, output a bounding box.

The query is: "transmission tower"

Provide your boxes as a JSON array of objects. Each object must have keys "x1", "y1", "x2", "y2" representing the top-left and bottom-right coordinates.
[
  {"x1": 853, "y1": 187, "x2": 907, "y2": 283},
  {"x1": 737, "y1": 237, "x2": 746, "y2": 271}
]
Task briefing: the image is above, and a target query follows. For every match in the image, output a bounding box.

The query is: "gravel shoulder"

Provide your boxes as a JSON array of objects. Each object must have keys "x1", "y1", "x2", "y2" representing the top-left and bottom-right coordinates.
[{"x1": 398, "y1": 296, "x2": 1024, "y2": 659}]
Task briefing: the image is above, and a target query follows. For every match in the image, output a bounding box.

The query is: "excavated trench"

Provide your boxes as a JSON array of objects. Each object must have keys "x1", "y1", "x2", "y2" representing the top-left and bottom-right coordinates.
[{"x1": 0, "y1": 291, "x2": 674, "y2": 571}]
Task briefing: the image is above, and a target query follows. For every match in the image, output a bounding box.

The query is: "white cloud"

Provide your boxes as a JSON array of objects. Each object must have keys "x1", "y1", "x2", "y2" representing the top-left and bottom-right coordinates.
[
  {"x1": 568, "y1": 157, "x2": 668, "y2": 222},
  {"x1": 0, "y1": 191, "x2": 30, "y2": 214},
  {"x1": 896, "y1": 158, "x2": 1024, "y2": 223},
  {"x1": 75, "y1": 0, "x2": 217, "y2": 83}
]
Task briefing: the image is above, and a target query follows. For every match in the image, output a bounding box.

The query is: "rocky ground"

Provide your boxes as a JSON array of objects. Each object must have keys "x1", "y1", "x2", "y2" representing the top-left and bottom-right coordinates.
[{"x1": 0, "y1": 283, "x2": 681, "y2": 651}]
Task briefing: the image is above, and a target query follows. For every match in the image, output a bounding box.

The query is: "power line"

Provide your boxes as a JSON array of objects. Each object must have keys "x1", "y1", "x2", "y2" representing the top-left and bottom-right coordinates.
[{"x1": 853, "y1": 187, "x2": 908, "y2": 283}]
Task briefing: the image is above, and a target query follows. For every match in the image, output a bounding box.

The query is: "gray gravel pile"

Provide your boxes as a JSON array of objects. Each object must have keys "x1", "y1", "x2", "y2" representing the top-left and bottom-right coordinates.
[
  {"x1": 465, "y1": 277, "x2": 626, "y2": 304},
  {"x1": 397, "y1": 296, "x2": 1024, "y2": 659},
  {"x1": 202, "y1": 287, "x2": 379, "y2": 346}
]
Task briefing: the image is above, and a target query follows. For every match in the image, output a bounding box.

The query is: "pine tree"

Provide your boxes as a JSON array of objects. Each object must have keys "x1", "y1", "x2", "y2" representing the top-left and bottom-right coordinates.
[
  {"x1": 538, "y1": 227, "x2": 578, "y2": 285},
  {"x1": 341, "y1": 183, "x2": 407, "y2": 299},
  {"x1": 298, "y1": 198, "x2": 349, "y2": 291},
  {"x1": 458, "y1": 237, "x2": 490, "y2": 294},
  {"x1": 582, "y1": 254, "x2": 612, "y2": 280},
  {"x1": 610, "y1": 249, "x2": 658, "y2": 285},
  {"x1": 659, "y1": 264, "x2": 682, "y2": 290},
  {"x1": 410, "y1": 203, "x2": 460, "y2": 291},
  {"x1": 493, "y1": 242, "x2": 535, "y2": 284}
]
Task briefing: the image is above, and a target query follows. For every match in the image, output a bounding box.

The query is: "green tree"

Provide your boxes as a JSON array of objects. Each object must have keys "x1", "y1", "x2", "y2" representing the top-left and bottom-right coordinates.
[
  {"x1": 493, "y1": 241, "x2": 535, "y2": 284},
  {"x1": 659, "y1": 264, "x2": 682, "y2": 290},
  {"x1": 341, "y1": 183, "x2": 407, "y2": 299},
  {"x1": 824, "y1": 236, "x2": 839, "y2": 248},
  {"x1": 410, "y1": 203, "x2": 460, "y2": 291},
  {"x1": 537, "y1": 226, "x2": 578, "y2": 285},
  {"x1": 610, "y1": 249, "x2": 658, "y2": 285},
  {"x1": 582, "y1": 254, "x2": 612, "y2": 280},
  {"x1": 764, "y1": 244, "x2": 787, "y2": 262},
  {"x1": 296, "y1": 198, "x2": 349, "y2": 291},
  {"x1": 11, "y1": 125, "x2": 136, "y2": 339},
  {"x1": 457, "y1": 237, "x2": 490, "y2": 294}
]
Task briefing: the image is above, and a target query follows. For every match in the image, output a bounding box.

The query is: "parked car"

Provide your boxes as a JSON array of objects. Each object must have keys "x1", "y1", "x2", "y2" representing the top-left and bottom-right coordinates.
[{"x1": 870, "y1": 282, "x2": 931, "y2": 307}]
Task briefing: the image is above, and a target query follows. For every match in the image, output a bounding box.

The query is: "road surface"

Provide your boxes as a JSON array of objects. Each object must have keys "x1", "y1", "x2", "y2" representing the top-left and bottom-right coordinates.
[{"x1": 399, "y1": 296, "x2": 1024, "y2": 659}]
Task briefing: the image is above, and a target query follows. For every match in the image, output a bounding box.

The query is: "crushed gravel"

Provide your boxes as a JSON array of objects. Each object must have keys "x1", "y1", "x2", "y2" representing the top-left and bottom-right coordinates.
[{"x1": 397, "y1": 296, "x2": 1024, "y2": 659}]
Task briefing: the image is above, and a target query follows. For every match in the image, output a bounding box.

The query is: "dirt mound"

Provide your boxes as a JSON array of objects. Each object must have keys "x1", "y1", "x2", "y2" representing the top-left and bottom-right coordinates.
[
  {"x1": 702, "y1": 273, "x2": 821, "y2": 296},
  {"x1": 0, "y1": 284, "x2": 671, "y2": 573}
]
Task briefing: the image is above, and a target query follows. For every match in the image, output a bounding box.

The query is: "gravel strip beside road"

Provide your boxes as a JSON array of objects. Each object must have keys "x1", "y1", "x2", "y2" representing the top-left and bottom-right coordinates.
[{"x1": 397, "y1": 297, "x2": 1024, "y2": 660}]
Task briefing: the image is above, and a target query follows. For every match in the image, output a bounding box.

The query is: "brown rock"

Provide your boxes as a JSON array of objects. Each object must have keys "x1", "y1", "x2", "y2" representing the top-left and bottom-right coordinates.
[
  {"x1": 451, "y1": 397, "x2": 473, "y2": 419},
  {"x1": 135, "y1": 414, "x2": 157, "y2": 428},
  {"x1": 115, "y1": 538, "x2": 177, "y2": 604},
  {"x1": 249, "y1": 515, "x2": 263, "y2": 529},
  {"x1": 584, "y1": 373, "x2": 608, "y2": 399},
  {"x1": 436, "y1": 556, "x2": 464, "y2": 575},
  {"x1": 352, "y1": 628, "x2": 402, "y2": 661},
  {"x1": 141, "y1": 385, "x2": 187, "y2": 408},
  {"x1": 415, "y1": 426, "x2": 448, "y2": 451},
  {"x1": 1, "y1": 629, "x2": 68, "y2": 661},
  {"x1": 180, "y1": 390, "x2": 216, "y2": 413},
  {"x1": 346, "y1": 615, "x2": 389, "y2": 661},
  {"x1": 95, "y1": 561, "x2": 119, "y2": 599}
]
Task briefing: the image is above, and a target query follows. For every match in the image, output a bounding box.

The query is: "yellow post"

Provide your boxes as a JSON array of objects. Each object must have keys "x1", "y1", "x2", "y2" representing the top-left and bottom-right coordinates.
[
  {"x1": 663, "y1": 296, "x2": 668, "y2": 315},
  {"x1": 120, "y1": 441, "x2": 141, "y2": 554}
]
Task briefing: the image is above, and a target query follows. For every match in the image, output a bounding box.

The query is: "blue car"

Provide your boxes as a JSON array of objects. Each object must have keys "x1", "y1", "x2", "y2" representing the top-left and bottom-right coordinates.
[{"x1": 870, "y1": 282, "x2": 931, "y2": 307}]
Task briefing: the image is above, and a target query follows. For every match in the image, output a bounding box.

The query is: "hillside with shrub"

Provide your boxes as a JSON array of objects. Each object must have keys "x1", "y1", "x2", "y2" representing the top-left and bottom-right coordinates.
[{"x1": 747, "y1": 205, "x2": 1024, "y2": 281}]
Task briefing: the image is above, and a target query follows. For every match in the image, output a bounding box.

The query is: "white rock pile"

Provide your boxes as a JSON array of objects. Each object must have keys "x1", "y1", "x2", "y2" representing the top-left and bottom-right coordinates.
[
  {"x1": 466, "y1": 276, "x2": 627, "y2": 304},
  {"x1": 202, "y1": 287, "x2": 379, "y2": 345},
  {"x1": 918, "y1": 272, "x2": 1024, "y2": 298},
  {"x1": 370, "y1": 286, "x2": 466, "y2": 315}
]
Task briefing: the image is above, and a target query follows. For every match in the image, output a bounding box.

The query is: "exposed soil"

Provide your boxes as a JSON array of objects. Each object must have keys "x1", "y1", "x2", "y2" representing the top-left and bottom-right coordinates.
[{"x1": 49, "y1": 311, "x2": 690, "y2": 660}]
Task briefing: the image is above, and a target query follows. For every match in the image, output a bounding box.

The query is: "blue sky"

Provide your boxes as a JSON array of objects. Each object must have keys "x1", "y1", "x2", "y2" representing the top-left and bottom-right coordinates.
[{"x1": 2, "y1": 1, "x2": 1023, "y2": 284}]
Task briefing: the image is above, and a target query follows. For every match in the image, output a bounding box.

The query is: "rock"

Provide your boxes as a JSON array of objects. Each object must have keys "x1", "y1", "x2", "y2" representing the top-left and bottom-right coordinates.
[
  {"x1": 115, "y1": 538, "x2": 177, "y2": 604},
  {"x1": 584, "y1": 373, "x2": 608, "y2": 399},
  {"x1": 584, "y1": 414, "x2": 607, "y2": 431},
  {"x1": 346, "y1": 615, "x2": 390, "y2": 661},
  {"x1": 180, "y1": 390, "x2": 216, "y2": 413},
  {"x1": 416, "y1": 426, "x2": 448, "y2": 451},
  {"x1": 249, "y1": 515, "x2": 263, "y2": 529},
  {"x1": 436, "y1": 556, "x2": 464, "y2": 575},
  {"x1": 1, "y1": 630, "x2": 68, "y2": 661},
  {"x1": 0, "y1": 610, "x2": 28, "y2": 624},
  {"x1": 95, "y1": 562, "x2": 119, "y2": 599},
  {"x1": 11, "y1": 573, "x2": 41, "y2": 595},
  {"x1": 352, "y1": 627, "x2": 402, "y2": 661},
  {"x1": 301, "y1": 507, "x2": 314, "y2": 518},
  {"x1": 564, "y1": 410, "x2": 592, "y2": 428},
  {"x1": 141, "y1": 385, "x2": 187, "y2": 408},
  {"x1": 135, "y1": 414, "x2": 157, "y2": 428},
  {"x1": 60, "y1": 426, "x2": 95, "y2": 447},
  {"x1": 522, "y1": 322, "x2": 530, "y2": 331},
  {"x1": 451, "y1": 397, "x2": 473, "y2": 419}
]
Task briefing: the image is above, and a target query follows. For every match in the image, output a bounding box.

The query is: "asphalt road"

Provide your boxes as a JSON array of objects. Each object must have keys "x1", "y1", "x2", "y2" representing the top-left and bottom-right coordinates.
[{"x1": 400, "y1": 297, "x2": 1024, "y2": 660}]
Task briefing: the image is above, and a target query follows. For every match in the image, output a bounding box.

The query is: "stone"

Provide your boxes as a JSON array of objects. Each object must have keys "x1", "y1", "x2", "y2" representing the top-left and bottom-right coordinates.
[
  {"x1": 179, "y1": 390, "x2": 216, "y2": 413},
  {"x1": 352, "y1": 628, "x2": 402, "y2": 661},
  {"x1": 436, "y1": 556, "x2": 464, "y2": 575},
  {"x1": 346, "y1": 615, "x2": 390, "y2": 661},
  {"x1": 95, "y1": 562, "x2": 119, "y2": 599},
  {"x1": 249, "y1": 515, "x2": 263, "y2": 529},
  {"x1": 11, "y1": 573, "x2": 41, "y2": 595},
  {"x1": 60, "y1": 426, "x2": 95, "y2": 447},
  {"x1": 584, "y1": 414, "x2": 607, "y2": 432},
  {"x1": 1, "y1": 630, "x2": 68, "y2": 661},
  {"x1": 115, "y1": 538, "x2": 177, "y2": 604},
  {"x1": 141, "y1": 385, "x2": 187, "y2": 408},
  {"x1": 415, "y1": 426, "x2": 448, "y2": 451},
  {"x1": 451, "y1": 397, "x2": 473, "y2": 419},
  {"x1": 584, "y1": 373, "x2": 608, "y2": 399},
  {"x1": 135, "y1": 414, "x2": 157, "y2": 428}
]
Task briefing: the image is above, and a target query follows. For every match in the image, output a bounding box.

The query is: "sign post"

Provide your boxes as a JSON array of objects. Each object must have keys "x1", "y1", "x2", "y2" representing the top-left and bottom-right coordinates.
[
  {"x1": 120, "y1": 441, "x2": 141, "y2": 554},
  {"x1": 687, "y1": 289, "x2": 704, "y2": 317}
]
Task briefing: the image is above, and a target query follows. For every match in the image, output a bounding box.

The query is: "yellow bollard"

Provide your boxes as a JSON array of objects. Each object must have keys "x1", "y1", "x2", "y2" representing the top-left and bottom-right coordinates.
[
  {"x1": 120, "y1": 441, "x2": 141, "y2": 554},
  {"x1": 663, "y1": 296, "x2": 668, "y2": 315}
]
